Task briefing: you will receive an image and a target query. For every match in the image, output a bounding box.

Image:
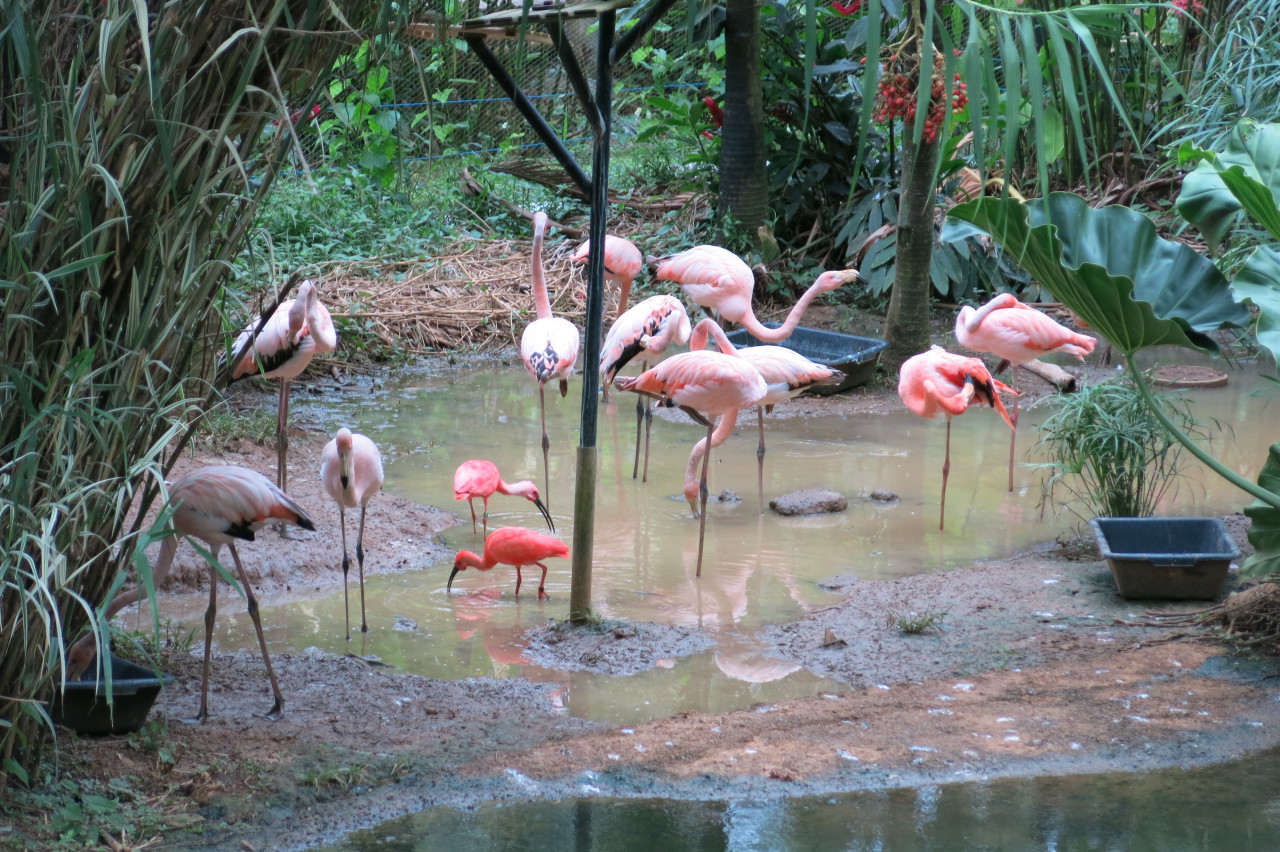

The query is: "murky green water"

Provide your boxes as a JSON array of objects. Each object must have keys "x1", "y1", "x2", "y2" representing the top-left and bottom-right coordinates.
[
  {"x1": 196, "y1": 351, "x2": 1270, "y2": 724},
  {"x1": 322, "y1": 745, "x2": 1280, "y2": 850}
]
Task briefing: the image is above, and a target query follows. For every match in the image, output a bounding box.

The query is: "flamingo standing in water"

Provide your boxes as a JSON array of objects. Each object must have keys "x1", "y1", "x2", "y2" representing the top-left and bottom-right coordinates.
[
  {"x1": 320, "y1": 428, "x2": 384, "y2": 641},
  {"x1": 655, "y1": 246, "x2": 865, "y2": 342},
  {"x1": 448, "y1": 526, "x2": 569, "y2": 600},
  {"x1": 572, "y1": 234, "x2": 644, "y2": 321},
  {"x1": 226, "y1": 279, "x2": 338, "y2": 491},
  {"x1": 66, "y1": 465, "x2": 316, "y2": 721},
  {"x1": 452, "y1": 459, "x2": 555, "y2": 538},
  {"x1": 954, "y1": 293, "x2": 1096, "y2": 491},
  {"x1": 689, "y1": 318, "x2": 841, "y2": 513},
  {"x1": 599, "y1": 294, "x2": 692, "y2": 479},
  {"x1": 615, "y1": 343, "x2": 767, "y2": 576},
  {"x1": 520, "y1": 212, "x2": 580, "y2": 509},
  {"x1": 898, "y1": 346, "x2": 1018, "y2": 532}
]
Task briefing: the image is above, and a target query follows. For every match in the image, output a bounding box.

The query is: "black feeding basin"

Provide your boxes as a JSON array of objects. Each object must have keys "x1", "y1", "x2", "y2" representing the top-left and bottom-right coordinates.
[
  {"x1": 50, "y1": 654, "x2": 173, "y2": 735},
  {"x1": 726, "y1": 325, "x2": 887, "y2": 395}
]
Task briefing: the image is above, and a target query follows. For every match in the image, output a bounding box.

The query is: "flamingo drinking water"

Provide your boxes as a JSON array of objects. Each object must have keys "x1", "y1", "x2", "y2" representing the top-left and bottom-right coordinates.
[
  {"x1": 453, "y1": 459, "x2": 554, "y2": 538},
  {"x1": 448, "y1": 526, "x2": 569, "y2": 600}
]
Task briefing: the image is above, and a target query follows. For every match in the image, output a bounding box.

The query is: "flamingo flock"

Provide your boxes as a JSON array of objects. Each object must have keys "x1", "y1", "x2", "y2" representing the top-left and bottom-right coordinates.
[{"x1": 67, "y1": 216, "x2": 1098, "y2": 722}]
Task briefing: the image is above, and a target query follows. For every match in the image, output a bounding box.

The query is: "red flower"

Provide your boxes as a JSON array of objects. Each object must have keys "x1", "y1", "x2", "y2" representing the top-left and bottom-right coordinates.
[
  {"x1": 832, "y1": 0, "x2": 861, "y2": 15},
  {"x1": 703, "y1": 96, "x2": 724, "y2": 128}
]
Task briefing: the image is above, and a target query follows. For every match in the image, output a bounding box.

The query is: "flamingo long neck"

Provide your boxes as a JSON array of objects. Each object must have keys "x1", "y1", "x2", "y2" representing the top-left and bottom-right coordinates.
[
  {"x1": 960, "y1": 293, "x2": 1018, "y2": 334},
  {"x1": 532, "y1": 215, "x2": 551, "y2": 320},
  {"x1": 457, "y1": 550, "x2": 494, "y2": 572},
  {"x1": 689, "y1": 318, "x2": 738, "y2": 355},
  {"x1": 735, "y1": 278, "x2": 832, "y2": 343},
  {"x1": 682, "y1": 409, "x2": 742, "y2": 506}
]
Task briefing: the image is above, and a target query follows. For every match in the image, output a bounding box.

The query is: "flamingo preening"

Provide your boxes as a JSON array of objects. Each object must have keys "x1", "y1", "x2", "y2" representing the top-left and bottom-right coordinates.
[
  {"x1": 615, "y1": 344, "x2": 767, "y2": 576},
  {"x1": 954, "y1": 293, "x2": 1096, "y2": 491},
  {"x1": 689, "y1": 318, "x2": 841, "y2": 513},
  {"x1": 572, "y1": 234, "x2": 644, "y2": 322},
  {"x1": 66, "y1": 465, "x2": 315, "y2": 721},
  {"x1": 320, "y1": 428, "x2": 384, "y2": 641},
  {"x1": 519, "y1": 212, "x2": 580, "y2": 509},
  {"x1": 654, "y1": 245, "x2": 865, "y2": 342},
  {"x1": 897, "y1": 346, "x2": 1018, "y2": 532},
  {"x1": 452, "y1": 459, "x2": 555, "y2": 538},
  {"x1": 226, "y1": 279, "x2": 337, "y2": 491},
  {"x1": 599, "y1": 294, "x2": 692, "y2": 479},
  {"x1": 448, "y1": 526, "x2": 570, "y2": 600}
]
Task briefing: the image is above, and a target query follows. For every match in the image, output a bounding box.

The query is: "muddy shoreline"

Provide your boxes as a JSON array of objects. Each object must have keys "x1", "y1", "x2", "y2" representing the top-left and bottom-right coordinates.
[{"x1": 34, "y1": 343, "x2": 1280, "y2": 852}]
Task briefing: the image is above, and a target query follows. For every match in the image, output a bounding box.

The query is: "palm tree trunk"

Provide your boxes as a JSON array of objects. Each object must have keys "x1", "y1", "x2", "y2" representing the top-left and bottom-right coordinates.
[
  {"x1": 720, "y1": 0, "x2": 768, "y2": 233},
  {"x1": 884, "y1": 130, "x2": 941, "y2": 369}
]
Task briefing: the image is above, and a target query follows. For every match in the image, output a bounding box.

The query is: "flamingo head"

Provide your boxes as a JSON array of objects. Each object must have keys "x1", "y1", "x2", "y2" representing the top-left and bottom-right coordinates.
[
  {"x1": 815, "y1": 269, "x2": 867, "y2": 293},
  {"x1": 508, "y1": 481, "x2": 555, "y2": 533},
  {"x1": 449, "y1": 550, "x2": 484, "y2": 592},
  {"x1": 335, "y1": 427, "x2": 354, "y2": 489}
]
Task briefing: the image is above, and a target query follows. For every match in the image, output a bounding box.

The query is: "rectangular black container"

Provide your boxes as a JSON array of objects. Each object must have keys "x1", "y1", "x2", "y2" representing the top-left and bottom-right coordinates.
[
  {"x1": 725, "y1": 325, "x2": 887, "y2": 395},
  {"x1": 1089, "y1": 516, "x2": 1239, "y2": 600},
  {"x1": 50, "y1": 654, "x2": 173, "y2": 735}
]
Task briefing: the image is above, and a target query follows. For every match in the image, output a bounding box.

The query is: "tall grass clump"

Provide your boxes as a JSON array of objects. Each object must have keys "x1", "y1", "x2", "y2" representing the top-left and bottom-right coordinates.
[
  {"x1": 0, "y1": 0, "x2": 391, "y2": 792},
  {"x1": 1034, "y1": 377, "x2": 1212, "y2": 522}
]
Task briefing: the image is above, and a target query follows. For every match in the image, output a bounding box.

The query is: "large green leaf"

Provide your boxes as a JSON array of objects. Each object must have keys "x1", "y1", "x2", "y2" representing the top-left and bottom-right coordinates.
[
  {"x1": 1177, "y1": 122, "x2": 1280, "y2": 252},
  {"x1": 1242, "y1": 443, "x2": 1280, "y2": 579},
  {"x1": 941, "y1": 193, "x2": 1250, "y2": 357},
  {"x1": 1232, "y1": 245, "x2": 1280, "y2": 368}
]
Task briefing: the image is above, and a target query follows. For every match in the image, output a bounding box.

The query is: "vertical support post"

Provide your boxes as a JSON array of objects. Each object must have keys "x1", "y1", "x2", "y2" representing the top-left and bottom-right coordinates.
[{"x1": 568, "y1": 11, "x2": 616, "y2": 625}]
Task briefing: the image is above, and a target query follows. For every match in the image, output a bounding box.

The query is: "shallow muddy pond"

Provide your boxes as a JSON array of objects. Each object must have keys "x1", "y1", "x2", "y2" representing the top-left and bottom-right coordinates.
[
  {"x1": 320, "y1": 744, "x2": 1280, "y2": 851},
  {"x1": 202, "y1": 353, "x2": 1268, "y2": 724}
]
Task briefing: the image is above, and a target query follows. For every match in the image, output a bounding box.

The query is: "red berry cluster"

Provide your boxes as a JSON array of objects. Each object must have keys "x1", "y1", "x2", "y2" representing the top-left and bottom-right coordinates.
[{"x1": 872, "y1": 53, "x2": 969, "y2": 143}]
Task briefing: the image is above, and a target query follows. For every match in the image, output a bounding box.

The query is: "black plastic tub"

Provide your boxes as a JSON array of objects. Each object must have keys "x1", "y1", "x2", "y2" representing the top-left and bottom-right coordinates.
[
  {"x1": 50, "y1": 655, "x2": 173, "y2": 735},
  {"x1": 726, "y1": 325, "x2": 887, "y2": 395},
  {"x1": 1089, "y1": 517, "x2": 1239, "y2": 600}
]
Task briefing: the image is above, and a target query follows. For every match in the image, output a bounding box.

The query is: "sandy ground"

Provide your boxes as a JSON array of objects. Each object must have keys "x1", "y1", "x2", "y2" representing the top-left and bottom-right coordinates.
[{"x1": 26, "y1": 313, "x2": 1280, "y2": 852}]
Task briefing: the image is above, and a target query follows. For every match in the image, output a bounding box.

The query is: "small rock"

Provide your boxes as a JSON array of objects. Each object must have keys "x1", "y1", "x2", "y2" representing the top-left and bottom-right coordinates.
[
  {"x1": 769, "y1": 488, "x2": 848, "y2": 516},
  {"x1": 716, "y1": 488, "x2": 740, "y2": 504},
  {"x1": 822, "y1": 629, "x2": 847, "y2": 648},
  {"x1": 869, "y1": 488, "x2": 899, "y2": 502}
]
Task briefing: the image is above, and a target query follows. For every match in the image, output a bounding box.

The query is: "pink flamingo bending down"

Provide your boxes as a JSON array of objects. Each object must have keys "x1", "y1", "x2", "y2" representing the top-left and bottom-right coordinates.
[
  {"x1": 448, "y1": 526, "x2": 570, "y2": 600},
  {"x1": 614, "y1": 345, "x2": 767, "y2": 576},
  {"x1": 898, "y1": 346, "x2": 1018, "y2": 532},
  {"x1": 66, "y1": 465, "x2": 315, "y2": 721},
  {"x1": 690, "y1": 318, "x2": 841, "y2": 513},
  {"x1": 226, "y1": 279, "x2": 338, "y2": 491},
  {"x1": 654, "y1": 245, "x2": 865, "y2": 342},
  {"x1": 452, "y1": 459, "x2": 555, "y2": 538},
  {"x1": 572, "y1": 234, "x2": 644, "y2": 322},
  {"x1": 955, "y1": 293, "x2": 1096, "y2": 491},
  {"x1": 599, "y1": 294, "x2": 692, "y2": 480},
  {"x1": 320, "y1": 428, "x2": 384, "y2": 641},
  {"x1": 520, "y1": 212, "x2": 580, "y2": 509}
]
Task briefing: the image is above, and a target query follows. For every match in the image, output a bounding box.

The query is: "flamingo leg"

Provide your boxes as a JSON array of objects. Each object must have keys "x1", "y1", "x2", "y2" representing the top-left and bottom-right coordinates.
[
  {"x1": 1007, "y1": 366, "x2": 1020, "y2": 493},
  {"x1": 482, "y1": 495, "x2": 490, "y2": 539},
  {"x1": 539, "y1": 382, "x2": 551, "y2": 511},
  {"x1": 514, "y1": 565, "x2": 524, "y2": 597},
  {"x1": 695, "y1": 417, "x2": 714, "y2": 578},
  {"x1": 339, "y1": 503, "x2": 351, "y2": 641},
  {"x1": 536, "y1": 561, "x2": 549, "y2": 600},
  {"x1": 276, "y1": 380, "x2": 291, "y2": 492},
  {"x1": 356, "y1": 503, "x2": 370, "y2": 634},
  {"x1": 941, "y1": 418, "x2": 952, "y2": 532},
  {"x1": 228, "y1": 542, "x2": 284, "y2": 719},
  {"x1": 642, "y1": 402, "x2": 655, "y2": 483},
  {"x1": 756, "y1": 406, "x2": 766, "y2": 515},
  {"x1": 632, "y1": 392, "x2": 645, "y2": 480},
  {"x1": 195, "y1": 552, "x2": 219, "y2": 723},
  {"x1": 467, "y1": 497, "x2": 478, "y2": 535}
]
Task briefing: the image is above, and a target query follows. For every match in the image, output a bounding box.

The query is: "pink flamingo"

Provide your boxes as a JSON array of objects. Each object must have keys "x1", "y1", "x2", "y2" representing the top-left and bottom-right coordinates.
[
  {"x1": 572, "y1": 234, "x2": 644, "y2": 321},
  {"x1": 452, "y1": 459, "x2": 554, "y2": 538},
  {"x1": 898, "y1": 346, "x2": 1018, "y2": 532},
  {"x1": 599, "y1": 294, "x2": 692, "y2": 480},
  {"x1": 448, "y1": 526, "x2": 570, "y2": 600},
  {"x1": 320, "y1": 428, "x2": 384, "y2": 641},
  {"x1": 654, "y1": 245, "x2": 865, "y2": 342},
  {"x1": 227, "y1": 279, "x2": 338, "y2": 490},
  {"x1": 520, "y1": 212, "x2": 580, "y2": 509},
  {"x1": 615, "y1": 343, "x2": 767, "y2": 576},
  {"x1": 66, "y1": 465, "x2": 315, "y2": 721},
  {"x1": 690, "y1": 318, "x2": 841, "y2": 513},
  {"x1": 954, "y1": 293, "x2": 1096, "y2": 490}
]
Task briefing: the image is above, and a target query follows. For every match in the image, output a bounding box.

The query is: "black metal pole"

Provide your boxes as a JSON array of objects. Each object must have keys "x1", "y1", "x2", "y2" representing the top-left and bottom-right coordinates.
[{"x1": 568, "y1": 10, "x2": 616, "y2": 625}]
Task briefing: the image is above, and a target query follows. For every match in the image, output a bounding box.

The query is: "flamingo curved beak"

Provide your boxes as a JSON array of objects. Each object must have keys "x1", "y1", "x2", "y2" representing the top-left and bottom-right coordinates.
[
  {"x1": 447, "y1": 564, "x2": 460, "y2": 593},
  {"x1": 534, "y1": 496, "x2": 555, "y2": 533}
]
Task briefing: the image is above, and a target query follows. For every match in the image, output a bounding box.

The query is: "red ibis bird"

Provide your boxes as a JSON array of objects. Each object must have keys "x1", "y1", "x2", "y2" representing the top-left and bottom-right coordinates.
[
  {"x1": 320, "y1": 428, "x2": 384, "y2": 641},
  {"x1": 448, "y1": 526, "x2": 570, "y2": 600},
  {"x1": 655, "y1": 245, "x2": 864, "y2": 342},
  {"x1": 955, "y1": 293, "x2": 1096, "y2": 491},
  {"x1": 519, "y1": 212, "x2": 580, "y2": 509},
  {"x1": 452, "y1": 459, "x2": 554, "y2": 538},
  {"x1": 898, "y1": 346, "x2": 1018, "y2": 532},
  {"x1": 66, "y1": 465, "x2": 315, "y2": 721},
  {"x1": 226, "y1": 279, "x2": 337, "y2": 491}
]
